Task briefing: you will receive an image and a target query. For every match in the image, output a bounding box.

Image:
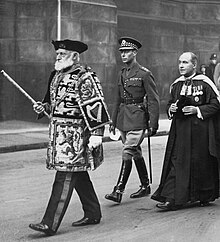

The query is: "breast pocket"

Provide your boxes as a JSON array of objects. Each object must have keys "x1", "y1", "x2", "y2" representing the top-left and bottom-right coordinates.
[{"x1": 127, "y1": 79, "x2": 142, "y2": 87}]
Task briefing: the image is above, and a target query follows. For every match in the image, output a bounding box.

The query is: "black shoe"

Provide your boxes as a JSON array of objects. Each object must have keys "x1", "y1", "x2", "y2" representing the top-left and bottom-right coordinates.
[
  {"x1": 156, "y1": 201, "x2": 180, "y2": 211},
  {"x1": 130, "y1": 185, "x2": 151, "y2": 198},
  {"x1": 72, "y1": 217, "x2": 101, "y2": 227},
  {"x1": 29, "y1": 223, "x2": 55, "y2": 236},
  {"x1": 105, "y1": 191, "x2": 122, "y2": 203}
]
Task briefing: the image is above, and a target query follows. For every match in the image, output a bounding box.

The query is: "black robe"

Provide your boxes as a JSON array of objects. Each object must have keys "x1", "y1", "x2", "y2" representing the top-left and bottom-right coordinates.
[{"x1": 152, "y1": 74, "x2": 220, "y2": 205}]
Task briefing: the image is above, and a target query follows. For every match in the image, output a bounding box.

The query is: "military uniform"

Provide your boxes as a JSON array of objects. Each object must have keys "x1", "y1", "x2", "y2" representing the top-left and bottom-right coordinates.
[
  {"x1": 105, "y1": 37, "x2": 160, "y2": 203},
  {"x1": 112, "y1": 62, "x2": 159, "y2": 132},
  {"x1": 205, "y1": 53, "x2": 218, "y2": 82}
]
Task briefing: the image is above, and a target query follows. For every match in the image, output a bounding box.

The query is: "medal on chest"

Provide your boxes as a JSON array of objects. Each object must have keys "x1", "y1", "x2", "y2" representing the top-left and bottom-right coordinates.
[
  {"x1": 192, "y1": 85, "x2": 203, "y2": 96},
  {"x1": 192, "y1": 85, "x2": 203, "y2": 102}
]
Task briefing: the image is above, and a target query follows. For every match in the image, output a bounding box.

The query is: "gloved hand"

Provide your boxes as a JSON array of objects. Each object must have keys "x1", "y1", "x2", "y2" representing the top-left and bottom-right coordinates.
[
  {"x1": 33, "y1": 101, "x2": 45, "y2": 114},
  {"x1": 88, "y1": 135, "x2": 102, "y2": 149},
  {"x1": 147, "y1": 128, "x2": 157, "y2": 137},
  {"x1": 109, "y1": 124, "x2": 116, "y2": 135}
]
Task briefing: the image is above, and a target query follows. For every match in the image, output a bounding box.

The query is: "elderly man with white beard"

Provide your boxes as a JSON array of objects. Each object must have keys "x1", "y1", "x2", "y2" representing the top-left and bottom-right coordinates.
[{"x1": 29, "y1": 39, "x2": 109, "y2": 236}]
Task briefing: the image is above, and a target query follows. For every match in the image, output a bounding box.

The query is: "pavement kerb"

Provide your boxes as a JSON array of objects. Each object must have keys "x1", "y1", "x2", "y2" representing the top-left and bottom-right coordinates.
[
  {"x1": 0, "y1": 142, "x2": 49, "y2": 154},
  {"x1": 0, "y1": 129, "x2": 169, "y2": 154},
  {"x1": 0, "y1": 127, "x2": 48, "y2": 135}
]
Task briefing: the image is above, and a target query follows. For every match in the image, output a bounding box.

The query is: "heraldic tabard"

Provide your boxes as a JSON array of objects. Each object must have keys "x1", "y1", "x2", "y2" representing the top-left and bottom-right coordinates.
[{"x1": 46, "y1": 66, "x2": 110, "y2": 172}]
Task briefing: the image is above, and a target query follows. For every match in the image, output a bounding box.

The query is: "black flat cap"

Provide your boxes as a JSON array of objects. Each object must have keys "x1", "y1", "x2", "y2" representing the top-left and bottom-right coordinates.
[{"x1": 52, "y1": 39, "x2": 88, "y2": 54}]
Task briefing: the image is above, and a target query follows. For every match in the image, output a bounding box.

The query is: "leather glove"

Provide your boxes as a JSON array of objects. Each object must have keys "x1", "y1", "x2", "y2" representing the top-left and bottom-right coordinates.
[
  {"x1": 147, "y1": 128, "x2": 157, "y2": 137},
  {"x1": 109, "y1": 123, "x2": 116, "y2": 135},
  {"x1": 88, "y1": 136, "x2": 102, "y2": 149}
]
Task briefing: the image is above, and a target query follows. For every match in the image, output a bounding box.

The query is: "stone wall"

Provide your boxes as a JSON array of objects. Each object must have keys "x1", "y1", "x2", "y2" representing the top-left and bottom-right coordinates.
[
  {"x1": 0, "y1": 0, "x2": 55, "y2": 120},
  {"x1": 0, "y1": 0, "x2": 220, "y2": 121},
  {"x1": 0, "y1": 0, "x2": 117, "y2": 121},
  {"x1": 115, "y1": 0, "x2": 220, "y2": 112}
]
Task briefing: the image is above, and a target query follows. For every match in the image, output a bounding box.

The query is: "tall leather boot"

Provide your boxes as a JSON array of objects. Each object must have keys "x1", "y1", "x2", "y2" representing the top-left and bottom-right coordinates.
[
  {"x1": 105, "y1": 159, "x2": 132, "y2": 203},
  {"x1": 130, "y1": 157, "x2": 151, "y2": 198}
]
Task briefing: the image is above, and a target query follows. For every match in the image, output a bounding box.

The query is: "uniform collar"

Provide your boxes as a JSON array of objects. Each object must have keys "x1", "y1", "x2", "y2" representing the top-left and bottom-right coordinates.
[{"x1": 122, "y1": 62, "x2": 140, "y2": 78}]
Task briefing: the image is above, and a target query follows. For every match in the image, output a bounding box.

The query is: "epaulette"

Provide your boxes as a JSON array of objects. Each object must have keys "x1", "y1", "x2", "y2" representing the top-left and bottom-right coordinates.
[
  {"x1": 77, "y1": 65, "x2": 87, "y2": 76},
  {"x1": 81, "y1": 64, "x2": 96, "y2": 75},
  {"x1": 140, "y1": 65, "x2": 150, "y2": 73},
  {"x1": 84, "y1": 65, "x2": 92, "y2": 72}
]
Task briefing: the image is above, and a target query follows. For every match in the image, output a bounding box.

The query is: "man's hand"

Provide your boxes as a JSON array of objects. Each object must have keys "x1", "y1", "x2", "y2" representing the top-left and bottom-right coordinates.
[
  {"x1": 147, "y1": 128, "x2": 157, "y2": 137},
  {"x1": 33, "y1": 101, "x2": 45, "y2": 114},
  {"x1": 169, "y1": 100, "x2": 179, "y2": 113},
  {"x1": 182, "y1": 106, "x2": 198, "y2": 115},
  {"x1": 88, "y1": 136, "x2": 102, "y2": 149}
]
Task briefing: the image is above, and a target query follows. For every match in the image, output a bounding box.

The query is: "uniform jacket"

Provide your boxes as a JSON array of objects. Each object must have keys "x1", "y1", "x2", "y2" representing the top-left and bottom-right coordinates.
[
  {"x1": 111, "y1": 62, "x2": 160, "y2": 132},
  {"x1": 214, "y1": 63, "x2": 220, "y2": 90},
  {"x1": 205, "y1": 62, "x2": 216, "y2": 82}
]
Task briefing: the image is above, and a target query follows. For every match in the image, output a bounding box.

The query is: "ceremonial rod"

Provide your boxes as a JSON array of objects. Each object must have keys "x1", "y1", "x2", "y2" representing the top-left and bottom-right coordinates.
[
  {"x1": 1, "y1": 70, "x2": 50, "y2": 118},
  {"x1": 148, "y1": 134, "x2": 153, "y2": 184}
]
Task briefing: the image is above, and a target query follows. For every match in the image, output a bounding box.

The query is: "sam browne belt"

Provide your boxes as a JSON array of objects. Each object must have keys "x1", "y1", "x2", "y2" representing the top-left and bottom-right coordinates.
[{"x1": 121, "y1": 97, "x2": 144, "y2": 105}]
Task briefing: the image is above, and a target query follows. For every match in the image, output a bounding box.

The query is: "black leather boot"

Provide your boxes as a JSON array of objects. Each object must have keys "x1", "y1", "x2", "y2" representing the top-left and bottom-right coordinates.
[
  {"x1": 130, "y1": 157, "x2": 151, "y2": 199},
  {"x1": 130, "y1": 185, "x2": 151, "y2": 198},
  {"x1": 104, "y1": 186, "x2": 123, "y2": 203},
  {"x1": 105, "y1": 159, "x2": 132, "y2": 203}
]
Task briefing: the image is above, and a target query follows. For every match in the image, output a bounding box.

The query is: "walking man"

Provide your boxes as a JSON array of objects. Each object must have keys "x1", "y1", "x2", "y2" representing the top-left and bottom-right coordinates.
[
  {"x1": 105, "y1": 37, "x2": 160, "y2": 203},
  {"x1": 152, "y1": 52, "x2": 220, "y2": 211},
  {"x1": 29, "y1": 39, "x2": 109, "y2": 235}
]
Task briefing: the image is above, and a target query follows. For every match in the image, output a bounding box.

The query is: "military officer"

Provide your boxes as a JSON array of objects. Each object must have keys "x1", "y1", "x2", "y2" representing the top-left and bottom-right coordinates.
[{"x1": 105, "y1": 37, "x2": 160, "y2": 203}]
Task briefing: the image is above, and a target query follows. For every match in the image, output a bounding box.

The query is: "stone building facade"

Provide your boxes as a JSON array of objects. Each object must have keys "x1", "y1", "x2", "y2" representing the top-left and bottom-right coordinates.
[
  {"x1": 115, "y1": 0, "x2": 220, "y2": 110},
  {"x1": 0, "y1": 0, "x2": 220, "y2": 121},
  {"x1": 0, "y1": 0, "x2": 117, "y2": 121}
]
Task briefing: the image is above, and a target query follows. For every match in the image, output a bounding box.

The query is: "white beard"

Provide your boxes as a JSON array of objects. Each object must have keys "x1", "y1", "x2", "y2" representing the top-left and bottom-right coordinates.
[{"x1": 54, "y1": 58, "x2": 74, "y2": 71}]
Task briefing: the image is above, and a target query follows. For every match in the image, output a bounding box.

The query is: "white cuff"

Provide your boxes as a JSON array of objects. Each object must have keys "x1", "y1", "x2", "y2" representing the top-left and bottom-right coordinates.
[
  {"x1": 196, "y1": 107, "x2": 203, "y2": 119},
  {"x1": 88, "y1": 136, "x2": 102, "y2": 149}
]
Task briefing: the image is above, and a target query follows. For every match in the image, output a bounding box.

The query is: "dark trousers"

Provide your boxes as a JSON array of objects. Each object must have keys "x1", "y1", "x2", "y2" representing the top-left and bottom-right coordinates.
[{"x1": 41, "y1": 171, "x2": 101, "y2": 233}]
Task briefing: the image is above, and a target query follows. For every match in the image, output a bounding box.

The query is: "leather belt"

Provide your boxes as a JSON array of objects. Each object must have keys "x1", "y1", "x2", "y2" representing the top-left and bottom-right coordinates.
[{"x1": 121, "y1": 97, "x2": 144, "y2": 105}]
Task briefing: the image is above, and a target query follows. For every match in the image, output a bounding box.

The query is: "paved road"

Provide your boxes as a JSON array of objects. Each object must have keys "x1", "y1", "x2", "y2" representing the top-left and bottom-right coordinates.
[{"x1": 1, "y1": 136, "x2": 220, "y2": 242}]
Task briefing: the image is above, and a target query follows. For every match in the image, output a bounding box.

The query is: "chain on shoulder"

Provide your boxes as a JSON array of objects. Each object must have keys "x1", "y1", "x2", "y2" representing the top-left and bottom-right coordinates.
[{"x1": 140, "y1": 65, "x2": 150, "y2": 73}]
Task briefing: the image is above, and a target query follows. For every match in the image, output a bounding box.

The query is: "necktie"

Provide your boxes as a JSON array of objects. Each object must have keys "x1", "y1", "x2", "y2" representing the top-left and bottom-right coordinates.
[{"x1": 126, "y1": 68, "x2": 130, "y2": 76}]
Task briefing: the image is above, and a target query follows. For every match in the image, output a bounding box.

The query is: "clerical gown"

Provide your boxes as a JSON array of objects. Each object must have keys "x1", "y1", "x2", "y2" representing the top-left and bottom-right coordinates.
[{"x1": 152, "y1": 74, "x2": 220, "y2": 205}]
